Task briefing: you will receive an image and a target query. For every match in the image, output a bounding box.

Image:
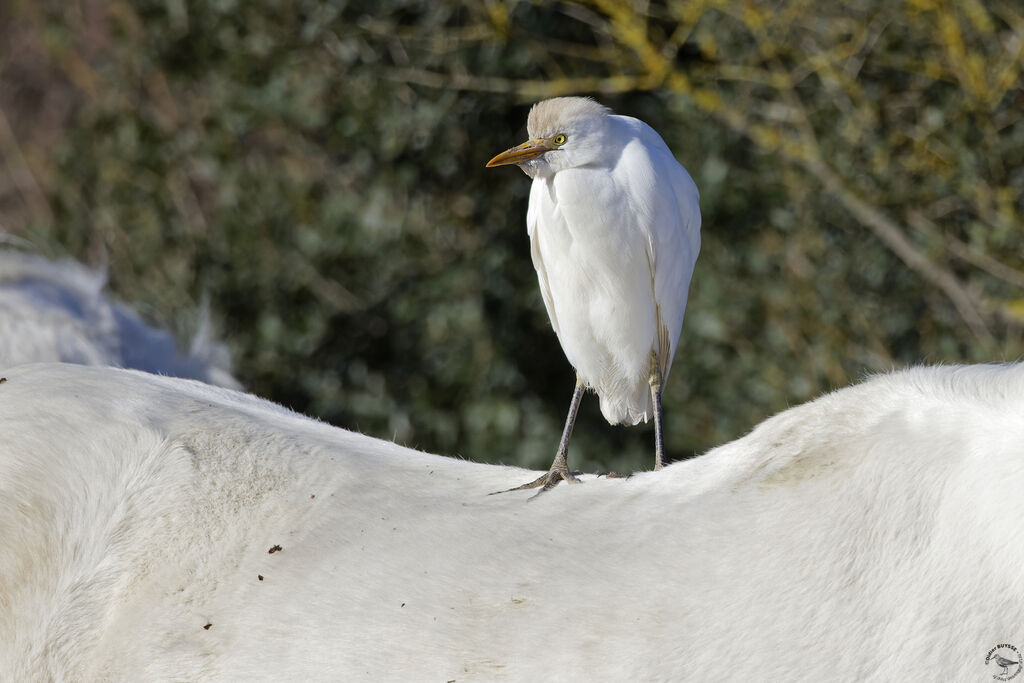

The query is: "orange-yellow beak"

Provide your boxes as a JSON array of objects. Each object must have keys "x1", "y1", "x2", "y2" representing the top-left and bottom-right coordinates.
[{"x1": 486, "y1": 139, "x2": 551, "y2": 168}]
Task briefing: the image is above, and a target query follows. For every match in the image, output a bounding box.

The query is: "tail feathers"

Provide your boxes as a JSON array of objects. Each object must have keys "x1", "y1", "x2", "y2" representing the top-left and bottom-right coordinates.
[{"x1": 597, "y1": 383, "x2": 653, "y2": 425}]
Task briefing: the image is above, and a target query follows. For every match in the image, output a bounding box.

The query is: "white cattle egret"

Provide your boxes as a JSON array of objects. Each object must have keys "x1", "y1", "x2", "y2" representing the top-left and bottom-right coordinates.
[{"x1": 487, "y1": 96, "x2": 701, "y2": 491}]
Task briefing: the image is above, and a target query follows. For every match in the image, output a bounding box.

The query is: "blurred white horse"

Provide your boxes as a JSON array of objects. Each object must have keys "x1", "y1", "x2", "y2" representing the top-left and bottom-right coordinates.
[
  {"x1": 0, "y1": 250, "x2": 238, "y2": 388},
  {"x1": 1, "y1": 361, "x2": 1020, "y2": 681}
]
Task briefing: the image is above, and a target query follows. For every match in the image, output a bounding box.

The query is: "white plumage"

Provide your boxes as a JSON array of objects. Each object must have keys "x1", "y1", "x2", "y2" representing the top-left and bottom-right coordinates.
[{"x1": 488, "y1": 97, "x2": 700, "y2": 488}]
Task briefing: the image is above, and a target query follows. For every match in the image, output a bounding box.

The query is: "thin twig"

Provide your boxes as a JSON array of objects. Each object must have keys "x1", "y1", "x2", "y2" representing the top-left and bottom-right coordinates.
[
  {"x1": 801, "y1": 157, "x2": 994, "y2": 345},
  {"x1": 0, "y1": 105, "x2": 54, "y2": 226},
  {"x1": 908, "y1": 211, "x2": 1024, "y2": 291},
  {"x1": 383, "y1": 67, "x2": 657, "y2": 97}
]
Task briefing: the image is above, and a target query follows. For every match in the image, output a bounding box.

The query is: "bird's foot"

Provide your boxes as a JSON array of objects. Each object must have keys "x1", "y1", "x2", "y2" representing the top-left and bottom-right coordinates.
[
  {"x1": 490, "y1": 468, "x2": 582, "y2": 497},
  {"x1": 598, "y1": 471, "x2": 630, "y2": 479}
]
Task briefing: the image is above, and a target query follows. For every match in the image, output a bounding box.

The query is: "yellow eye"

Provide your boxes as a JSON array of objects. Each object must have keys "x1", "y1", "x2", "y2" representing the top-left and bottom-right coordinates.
[{"x1": 552, "y1": 134, "x2": 567, "y2": 146}]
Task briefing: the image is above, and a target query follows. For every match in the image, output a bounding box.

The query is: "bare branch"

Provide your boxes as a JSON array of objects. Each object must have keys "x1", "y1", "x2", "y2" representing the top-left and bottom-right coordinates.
[
  {"x1": 0, "y1": 105, "x2": 54, "y2": 227},
  {"x1": 908, "y1": 211, "x2": 1024, "y2": 292},
  {"x1": 382, "y1": 67, "x2": 658, "y2": 97},
  {"x1": 801, "y1": 157, "x2": 994, "y2": 345}
]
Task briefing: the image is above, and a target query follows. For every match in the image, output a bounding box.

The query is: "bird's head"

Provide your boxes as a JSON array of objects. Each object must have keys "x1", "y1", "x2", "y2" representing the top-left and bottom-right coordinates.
[{"x1": 486, "y1": 97, "x2": 611, "y2": 178}]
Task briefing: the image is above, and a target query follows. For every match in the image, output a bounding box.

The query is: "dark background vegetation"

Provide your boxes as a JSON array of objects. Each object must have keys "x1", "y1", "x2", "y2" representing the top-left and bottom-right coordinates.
[{"x1": 2, "y1": 0, "x2": 1022, "y2": 472}]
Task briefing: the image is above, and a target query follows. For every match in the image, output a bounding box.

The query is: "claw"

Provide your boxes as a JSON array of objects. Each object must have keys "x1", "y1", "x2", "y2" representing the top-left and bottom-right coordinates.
[
  {"x1": 489, "y1": 469, "x2": 582, "y2": 496},
  {"x1": 490, "y1": 377, "x2": 586, "y2": 498}
]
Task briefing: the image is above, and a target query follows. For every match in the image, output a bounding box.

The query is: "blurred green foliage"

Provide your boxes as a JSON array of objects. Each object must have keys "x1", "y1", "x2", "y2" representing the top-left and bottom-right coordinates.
[{"x1": 1, "y1": 0, "x2": 1022, "y2": 472}]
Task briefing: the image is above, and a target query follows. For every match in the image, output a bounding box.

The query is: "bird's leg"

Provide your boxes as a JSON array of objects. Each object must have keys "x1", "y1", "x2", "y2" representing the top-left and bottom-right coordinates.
[
  {"x1": 649, "y1": 352, "x2": 666, "y2": 471},
  {"x1": 547, "y1": 375, "x2": 586, "y2": 481},
  {"x1": 492, "y1": 376, "x2": 585, "y2": 494}
]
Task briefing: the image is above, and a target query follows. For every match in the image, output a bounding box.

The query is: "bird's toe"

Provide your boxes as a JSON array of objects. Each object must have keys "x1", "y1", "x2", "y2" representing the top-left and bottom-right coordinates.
[{"x1": 489, "y1": 468, "x2": 582, "y2": 496}]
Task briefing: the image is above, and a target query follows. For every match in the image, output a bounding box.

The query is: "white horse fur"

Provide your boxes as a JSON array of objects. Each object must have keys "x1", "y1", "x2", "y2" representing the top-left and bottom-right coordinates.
[
  {"x1": 1, "y1": 362, "x2": 1021, "y2": 681},
  {"x1": 0, "y1": 250, "x2": 238, "y2": 388}
]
